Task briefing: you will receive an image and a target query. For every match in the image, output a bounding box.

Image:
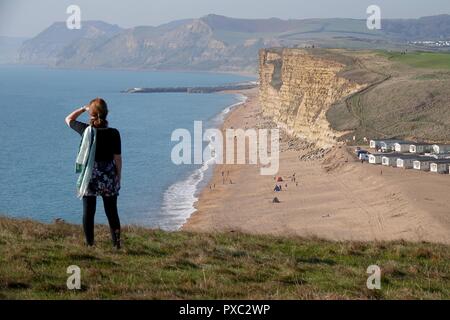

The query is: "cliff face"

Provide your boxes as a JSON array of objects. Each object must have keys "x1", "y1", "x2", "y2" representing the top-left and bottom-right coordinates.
[{"x1": 259, "y1": 48, "x2": 363, "y2": 148}]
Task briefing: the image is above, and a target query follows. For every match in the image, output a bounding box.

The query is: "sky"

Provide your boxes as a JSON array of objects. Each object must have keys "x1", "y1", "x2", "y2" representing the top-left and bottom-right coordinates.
[{"x1": 1, "y1": 0, "x2": 450, "y2": 37}]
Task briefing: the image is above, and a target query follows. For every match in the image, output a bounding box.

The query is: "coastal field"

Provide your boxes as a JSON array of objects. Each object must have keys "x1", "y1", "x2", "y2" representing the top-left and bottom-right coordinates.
[
  {"x1": 382, "y1": 51, "x2": 450, "y2": 70},
  {"x1": 0, "y1": 217, "x2": 448, "y2": 299},
  {"x1": 327, "y1": 50, "x2": 450, "y2": 143}
]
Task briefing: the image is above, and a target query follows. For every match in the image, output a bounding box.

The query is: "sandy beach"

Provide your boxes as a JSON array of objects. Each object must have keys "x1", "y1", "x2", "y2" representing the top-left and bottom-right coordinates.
[{"x1": 183, "y1": 88, "x2": 450, "y2": 244}]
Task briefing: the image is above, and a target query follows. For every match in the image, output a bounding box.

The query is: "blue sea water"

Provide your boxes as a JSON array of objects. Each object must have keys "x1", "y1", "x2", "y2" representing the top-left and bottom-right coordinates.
[{"x1": 0, "y1": 66, "x2": 252, "y2": 229}]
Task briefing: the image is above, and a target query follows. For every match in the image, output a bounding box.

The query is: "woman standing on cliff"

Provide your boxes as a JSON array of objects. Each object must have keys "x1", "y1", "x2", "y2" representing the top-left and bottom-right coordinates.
[{"x1": 65, "y1": 98, "x2": 122, "y2": 249}]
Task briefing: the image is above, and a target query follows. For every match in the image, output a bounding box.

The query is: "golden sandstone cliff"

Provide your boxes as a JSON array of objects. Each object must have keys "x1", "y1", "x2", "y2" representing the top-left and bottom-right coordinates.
[{"x1": 259, "y1": 48, "x2": 364, "y2": 148}]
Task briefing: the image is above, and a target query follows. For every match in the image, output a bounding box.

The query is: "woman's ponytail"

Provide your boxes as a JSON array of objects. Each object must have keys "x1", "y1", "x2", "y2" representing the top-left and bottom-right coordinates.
[{"x1": 88, "y1": 98, "x2": 109, "y2": 128}]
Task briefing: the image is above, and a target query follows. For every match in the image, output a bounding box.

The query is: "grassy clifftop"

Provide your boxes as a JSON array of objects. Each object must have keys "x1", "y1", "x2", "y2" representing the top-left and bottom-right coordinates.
[
  {"x1": 327, "y1": 51, "x2": 450, "y2": 143},
  {"x1": 0, "y1": 217, "x2": 448, "y2": 299}
]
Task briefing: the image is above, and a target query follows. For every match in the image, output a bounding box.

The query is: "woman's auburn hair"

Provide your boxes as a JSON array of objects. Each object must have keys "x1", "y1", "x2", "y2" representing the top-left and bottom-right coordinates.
[{"x1": 89, "y1": 98, "x2": 108, "y2": 128}]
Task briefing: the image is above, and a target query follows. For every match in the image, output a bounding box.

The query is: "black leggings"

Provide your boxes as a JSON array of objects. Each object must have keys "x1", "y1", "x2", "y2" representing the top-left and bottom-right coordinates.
[{"x1": 82, "y1": 196, "x2": 121, "y2": 246}]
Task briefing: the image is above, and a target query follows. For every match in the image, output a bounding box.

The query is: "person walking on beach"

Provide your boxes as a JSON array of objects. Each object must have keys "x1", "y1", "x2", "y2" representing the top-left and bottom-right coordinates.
[{"x1": 65, "y1": 98, "x2": 122, "y2": 249}]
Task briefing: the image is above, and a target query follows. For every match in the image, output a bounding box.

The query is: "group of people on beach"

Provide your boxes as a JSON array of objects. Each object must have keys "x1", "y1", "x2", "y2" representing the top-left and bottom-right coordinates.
[
  {"x1": 221, "y1": 171, "x2": 233, "y2": 184},
  {"x1": 209, "y1": 170, "x2": 233, "y2": 190},
  {"x1": 205, "y1": 165, "x2": 301, "y2": 205},
  {"x1": 273, "y1": 173, "x2": 299, "y2": 192},
  {"x1": 272, "y1": 173, "x2": 300, "y2": 204}
]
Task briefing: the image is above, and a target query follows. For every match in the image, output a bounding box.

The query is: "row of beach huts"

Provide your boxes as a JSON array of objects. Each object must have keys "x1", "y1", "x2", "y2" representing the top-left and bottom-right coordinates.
[{"x1": 357, "y1": 139, "x2": 450, "y2": 174}]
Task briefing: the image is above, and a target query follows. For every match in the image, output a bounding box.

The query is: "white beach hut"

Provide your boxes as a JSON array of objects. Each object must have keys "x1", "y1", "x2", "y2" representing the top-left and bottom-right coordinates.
[
  {"x1": 368, "y1": 154, "x2": 383, "y2": 164},
  {"x1": 382, "y1": 154, "x2": 400, "y2": 167},
  {"x1": 379, "y1": 140, "x2": 405, "y2": 153},
  {"x1": 394, "y1": 142, "x2": 411, "y2": 152},
  {"x1": 413, "y1": 158, "x2": 436, "y2": 171},
  {"x1": 394, "y1": 142, "x2": 414, "y2": 153},
  {"x1": 370, "y1": 140, "x2": 383, "y2": 149},
  {"x1": 430, "y1": 159, "x2": 450, "y2": 173},
  {"x1": 396, "y1": 155, "x2": 420, "y2": 169},
  {"x1": 409, "y1": 143, "x2": 433, "y2": 154}
]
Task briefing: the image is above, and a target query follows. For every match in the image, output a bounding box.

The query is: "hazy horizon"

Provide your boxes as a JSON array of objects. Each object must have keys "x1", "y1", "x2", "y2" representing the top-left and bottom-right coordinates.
[{"x1": 1, "y1": 0, "x2": 450, "y2": 38}]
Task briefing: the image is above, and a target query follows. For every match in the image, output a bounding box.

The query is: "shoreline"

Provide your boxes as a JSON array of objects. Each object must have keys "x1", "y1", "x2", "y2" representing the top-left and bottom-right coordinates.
[
  {"x1": 182, "y1": 87, "x2": 258, "y2": 230},
  {"x1": 161, "y1": 90, "x2": 251, "y2": 230},
  {"x1": 183, "y1": 88, "x2": 450, "y2": 245}
]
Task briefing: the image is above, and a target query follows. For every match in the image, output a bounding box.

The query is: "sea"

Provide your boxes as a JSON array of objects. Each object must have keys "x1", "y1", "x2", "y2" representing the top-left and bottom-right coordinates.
[{"x1": 0, "y1": 65, "x2": 253, "y2": 230}]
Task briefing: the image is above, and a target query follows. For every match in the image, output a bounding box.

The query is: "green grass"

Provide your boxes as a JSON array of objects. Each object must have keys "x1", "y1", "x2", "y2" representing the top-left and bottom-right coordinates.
[
  {"x1": 0, "y1": 217, "x2": 448, "y2": 300},
  {"x1": 383, "y1": 51, "x2": 450, "y2": 70},
  {"x1": 327, "y1": 50, "x2": 450, "y2": 143}
]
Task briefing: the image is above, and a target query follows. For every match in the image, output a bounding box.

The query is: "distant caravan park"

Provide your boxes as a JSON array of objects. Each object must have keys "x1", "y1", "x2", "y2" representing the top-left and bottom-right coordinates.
[{"x1": 355, "y1": 139, "x2": 450, "y2": 174}]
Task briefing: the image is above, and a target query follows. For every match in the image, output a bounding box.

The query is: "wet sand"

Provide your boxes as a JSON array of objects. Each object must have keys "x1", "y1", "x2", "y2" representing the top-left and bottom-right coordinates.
[{"x1": 183, "y1": 88, "x2": 450, "y2": 244}]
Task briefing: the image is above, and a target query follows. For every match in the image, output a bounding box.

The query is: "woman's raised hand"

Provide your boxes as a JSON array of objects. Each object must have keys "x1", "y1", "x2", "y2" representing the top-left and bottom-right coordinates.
[{"x1": 65, "y1": 105, "x2": 89, "y2": 126}]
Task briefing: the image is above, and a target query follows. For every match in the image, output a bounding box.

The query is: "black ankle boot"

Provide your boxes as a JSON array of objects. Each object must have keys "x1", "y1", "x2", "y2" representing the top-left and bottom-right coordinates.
[{"x1": 111, "y1": 229, "x2": 121, "y2": 249}]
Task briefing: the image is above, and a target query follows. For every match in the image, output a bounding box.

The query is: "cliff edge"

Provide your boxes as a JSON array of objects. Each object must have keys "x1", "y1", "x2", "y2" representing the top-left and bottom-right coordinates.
[{"x1": 259, "y1": 48, "x2": 366, "y2": 148}]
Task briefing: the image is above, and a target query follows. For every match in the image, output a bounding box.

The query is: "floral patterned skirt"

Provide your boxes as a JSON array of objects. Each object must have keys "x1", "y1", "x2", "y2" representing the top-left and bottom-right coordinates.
[{"x1": 85, "y1": 161, "x2": 120, "y2": 197}]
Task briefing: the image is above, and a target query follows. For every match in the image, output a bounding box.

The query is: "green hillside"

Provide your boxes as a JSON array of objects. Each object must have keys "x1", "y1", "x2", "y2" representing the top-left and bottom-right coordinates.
[
  {"x1": 383, "y1": 51, "x2": 450, "y2": 69},
  {"x1": 0, "y1": 217, "x2": 448, "y2": 299},
  {"x1": 17, "y1": 15, "x2": 450, "y2": 72},
  {"x1": 327, "y1": 50, "x2": 450, "y2": 143}
]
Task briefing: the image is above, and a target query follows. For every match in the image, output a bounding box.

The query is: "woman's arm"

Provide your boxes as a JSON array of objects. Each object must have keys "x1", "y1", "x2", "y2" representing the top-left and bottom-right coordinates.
[
  {"x1": 65, "y1": 105, "x2": 89, "y2": 127},
  {"x1": 114, "y1": 154, "x2": 122, "y2": 182}
]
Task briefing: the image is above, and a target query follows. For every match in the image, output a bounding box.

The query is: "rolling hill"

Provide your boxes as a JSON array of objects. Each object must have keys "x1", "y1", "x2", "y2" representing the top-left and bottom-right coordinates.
[
  {"x1": 16, "y1": 14, "x2": 450, "y2": 72},
  {"x1": 326, "y1": 50, "x2": 450, "y2": 143}
]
